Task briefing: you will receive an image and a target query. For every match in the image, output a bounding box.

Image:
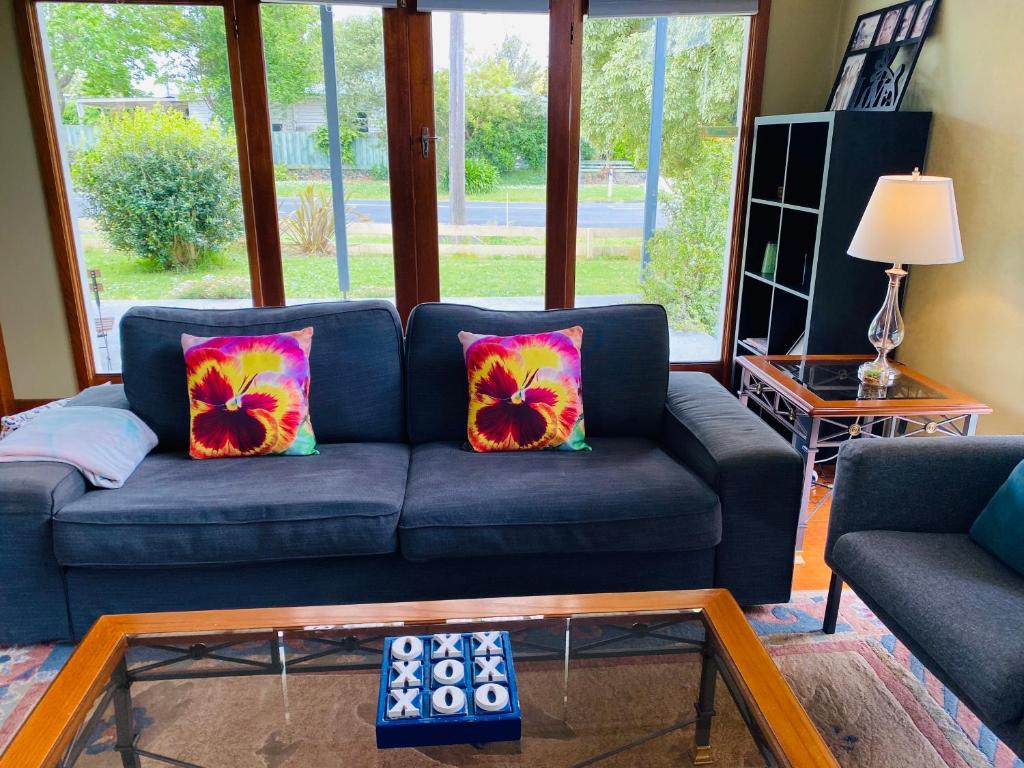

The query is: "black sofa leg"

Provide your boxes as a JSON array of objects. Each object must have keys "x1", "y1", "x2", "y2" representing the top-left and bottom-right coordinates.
[{"x1": 823, "y1": 572, "x2": 843, "y2": 634}]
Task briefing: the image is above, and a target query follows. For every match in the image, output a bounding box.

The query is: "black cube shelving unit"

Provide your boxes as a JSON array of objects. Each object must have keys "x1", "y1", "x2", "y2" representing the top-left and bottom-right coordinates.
[{"x1": 732, "y1": 111, "x2": 932, "y2": 390}]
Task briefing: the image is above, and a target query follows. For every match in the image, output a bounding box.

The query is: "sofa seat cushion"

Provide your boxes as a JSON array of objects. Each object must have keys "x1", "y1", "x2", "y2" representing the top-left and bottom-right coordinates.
[
  {"x1": 399, "y1": 437, "x2": 720, "y2": 561},
  {"x1": 833, "y1": 531, "x2": 1024, "y2": 726},
  {"x1": 54, "y1": 443, "x2": 409, "y2": 567}
]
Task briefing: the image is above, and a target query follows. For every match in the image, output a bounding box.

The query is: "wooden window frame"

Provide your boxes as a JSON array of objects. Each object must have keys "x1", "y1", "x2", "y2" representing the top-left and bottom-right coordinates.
[
  {"x1": 15, "y1": 0, "x2": 768, "y2": 391},
  {"x1": 14, "y1": 0, "x2": 285, "y2": 390},
  {"x1": 383, "y1": 3, "x2": 440, "y2": 324},
  {"x1": 715, "y1": 0, "x2": 772, "y2": 381},
  {"x1": 551, "y1": 1, "x2": 772, "y2": 380},
  {"x1": 0, "y1": 323, "x2": 14, "y2": 416}
]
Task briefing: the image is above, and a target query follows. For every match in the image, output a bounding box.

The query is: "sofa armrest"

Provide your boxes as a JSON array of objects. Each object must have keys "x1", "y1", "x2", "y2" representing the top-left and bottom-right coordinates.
[
  {"x1": 826, "y1": 436, "x2": 1024, "y2": 564},
  {"x1": 662, "y1": 372, "x2": 803, "y2": 604},
  {"x1": 0, "y1": 462, "x2": 86, "y2": 642}
]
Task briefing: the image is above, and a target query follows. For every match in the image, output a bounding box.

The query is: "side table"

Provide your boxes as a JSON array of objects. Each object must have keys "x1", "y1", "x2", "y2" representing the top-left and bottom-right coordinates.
[{"x1": 736, "y1": 355, "x2": 992, "y2": 553}]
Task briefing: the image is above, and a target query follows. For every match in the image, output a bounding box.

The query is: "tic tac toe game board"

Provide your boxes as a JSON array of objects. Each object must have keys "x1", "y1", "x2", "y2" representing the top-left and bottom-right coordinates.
[{"x1": 375, "y1": 630, "x2": 521, "y2": 749}]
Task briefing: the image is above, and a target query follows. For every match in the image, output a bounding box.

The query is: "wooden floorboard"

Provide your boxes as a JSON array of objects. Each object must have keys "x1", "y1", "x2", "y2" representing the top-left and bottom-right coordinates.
[{"x1": 792, "y1": 481, "x2": 833, "y2": 591}]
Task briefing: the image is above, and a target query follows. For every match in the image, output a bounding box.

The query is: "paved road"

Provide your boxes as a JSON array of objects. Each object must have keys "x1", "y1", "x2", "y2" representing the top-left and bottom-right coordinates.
[{"x1": 288, "y1": 198, "x2": 662, "y2": 229}]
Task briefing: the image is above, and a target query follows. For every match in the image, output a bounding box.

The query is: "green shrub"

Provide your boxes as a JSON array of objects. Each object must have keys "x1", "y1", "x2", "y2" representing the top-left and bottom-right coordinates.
[
  {"x1": 442, "y1": 156, "x2": 500, "y2": 194},
  {"x1": 72, "y1": 108, "x2": 242, "y2": 269},
  {"x1": 580, "y1": 138, "x2": 596, "y2": 162},
  {"x1": 641, "y1": 139, "x2": 735, "y2": 334},
  {"x1": 311, "y1": 124, "x2": 358, "y2": 165},
  {"x1": 274, "y1": 163, "x2": 295, "y2": 182},
  {"x1": 369, "y1": 163, "x2": 389, "y2": 181}
]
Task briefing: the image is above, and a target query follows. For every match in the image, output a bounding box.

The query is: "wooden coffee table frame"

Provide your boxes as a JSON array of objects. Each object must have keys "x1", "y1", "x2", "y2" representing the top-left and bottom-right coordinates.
[{"x1": 0, "y1": 590, "x2": 838, "y2": 768}]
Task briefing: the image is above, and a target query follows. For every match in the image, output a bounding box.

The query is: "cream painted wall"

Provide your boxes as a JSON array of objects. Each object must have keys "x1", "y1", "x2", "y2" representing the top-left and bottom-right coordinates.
[
  {"x1": 0, "y1": 1, "x2": 78, "y2": 399},
  {"x1": 835, "y1": 0, "x2": 1024, "y2": 434},
  {"x1": 762, "y1": 0, "x2": 845, "y2": 116}
]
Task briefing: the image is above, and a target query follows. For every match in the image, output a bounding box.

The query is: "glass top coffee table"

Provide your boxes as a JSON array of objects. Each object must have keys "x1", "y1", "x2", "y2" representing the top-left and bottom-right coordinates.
[{"x1": 1, "y1": 591, "x2": 836, "y2": 768}]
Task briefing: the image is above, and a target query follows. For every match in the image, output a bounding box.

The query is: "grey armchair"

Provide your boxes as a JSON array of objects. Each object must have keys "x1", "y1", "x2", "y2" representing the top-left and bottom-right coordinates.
[{"x1": 823, "y1": 436, "x2": 1024, "y2": 757}]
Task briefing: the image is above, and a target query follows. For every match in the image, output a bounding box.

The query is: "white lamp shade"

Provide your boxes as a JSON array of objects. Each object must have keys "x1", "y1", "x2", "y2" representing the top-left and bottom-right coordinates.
[{"x1": 848, "y1": 174, "x2": 964, "y2": 265}]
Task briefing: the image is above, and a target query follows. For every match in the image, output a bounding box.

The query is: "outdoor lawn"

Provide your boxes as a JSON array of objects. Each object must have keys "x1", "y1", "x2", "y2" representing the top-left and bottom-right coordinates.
[{"x1": 83, "y1": 237, "x2": 643, "y2": 302}]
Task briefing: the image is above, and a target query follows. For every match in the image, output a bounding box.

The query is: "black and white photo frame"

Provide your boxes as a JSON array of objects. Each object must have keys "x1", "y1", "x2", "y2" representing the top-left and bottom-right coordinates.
[{"x1": 827, "y1": 0, "x2": 940, "y2": 112}]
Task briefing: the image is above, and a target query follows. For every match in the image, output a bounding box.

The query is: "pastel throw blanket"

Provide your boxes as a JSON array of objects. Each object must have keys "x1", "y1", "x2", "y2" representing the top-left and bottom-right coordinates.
[{"x1": 0, "y1": 406, "x2": 157, "y2": 488}]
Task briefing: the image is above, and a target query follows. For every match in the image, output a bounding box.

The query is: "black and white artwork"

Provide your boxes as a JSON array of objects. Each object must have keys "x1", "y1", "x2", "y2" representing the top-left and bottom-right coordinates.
[
  {"x1": 827, "y1": 0, "x2": 940, "y2": 112},
  {"x1": 852, "y1": 15, "x2": 881, "y2": 49}
]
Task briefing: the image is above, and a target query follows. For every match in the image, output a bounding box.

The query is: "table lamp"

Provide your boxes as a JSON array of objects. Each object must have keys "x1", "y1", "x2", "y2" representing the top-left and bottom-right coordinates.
[{"x1": 848, "y1": 168, "x2": 963, "y2": 386}]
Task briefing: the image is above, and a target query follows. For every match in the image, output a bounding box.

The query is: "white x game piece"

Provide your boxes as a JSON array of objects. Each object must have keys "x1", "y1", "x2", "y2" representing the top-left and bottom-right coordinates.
[
  {"x1": 474, "y1": 656, "x2": 507, "y2": 683},
  {"x1": 472, "y1": 631, "x2": 502, "y2": 657},
  {"x1": 432, "y1": 633, "x2": 462, "y2": 659},
  {"x1": 388, "y1": 688, "x2": 421, "y2": 719},
  {"x1": 391, "y1": 660, "x2": 421, "y2": 688}
]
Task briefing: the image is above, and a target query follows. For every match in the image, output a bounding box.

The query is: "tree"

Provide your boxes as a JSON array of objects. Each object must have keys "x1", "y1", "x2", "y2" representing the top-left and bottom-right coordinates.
[
  {"x1": 39, "y1": 3, "x2": 184, "y2": 114},
  {"x1": 496, "y1": 34, "x2": 544, "y2": 93},
  {"x1": 581, "y1": 16, "x2": 746, "y2": 334},
  {"x1": 464, "y1": 58, "x2": 547, "y2": 174},
  {"x1": 333, "y1": 13, "x2": 387, "y2": 133},
  {"x1": 73, "y1": 108, "x2": 243, "y2": 269},
  {"x1": 580, "y1": 16, "x2": 744, "y2": 173},
  {"x1": 179, "y1": 4, "x2": 321, "y2": 122},
  {"x1": 43, "y1": 3, "x2": 323, "y2": 124},
  {"x1": 641, "y1": 138, "x2": 736, "y2": 333}
]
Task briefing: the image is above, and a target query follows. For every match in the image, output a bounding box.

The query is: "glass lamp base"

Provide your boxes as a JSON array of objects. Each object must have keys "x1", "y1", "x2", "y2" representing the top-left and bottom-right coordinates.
[{"x1": 858, "y1": 357, "x2": 899, "y2": 387}]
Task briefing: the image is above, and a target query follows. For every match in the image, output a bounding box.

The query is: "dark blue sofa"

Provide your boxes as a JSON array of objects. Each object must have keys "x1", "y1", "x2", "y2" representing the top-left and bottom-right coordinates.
[
  {"x1": 823, "y1": 437, "x2": 1024, "y2": 757},
  {"x1": 0, "y1": 301, "x2": 803, "y2": 644}
]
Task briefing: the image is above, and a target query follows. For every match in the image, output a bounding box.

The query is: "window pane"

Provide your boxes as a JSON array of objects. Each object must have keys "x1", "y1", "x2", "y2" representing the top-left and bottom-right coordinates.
[
  {"x1": 262, "y1": 4, "x2": 395, "y2": 306},
  {"x1": 432, "y1": 12, "x2": 549, "y2": 310},
  {"x1": 576, "y1": 15, "x2": 747, "y2": 361},
  {"x1": 38, "y1": 3, "x2": 252, "y2": 374}
]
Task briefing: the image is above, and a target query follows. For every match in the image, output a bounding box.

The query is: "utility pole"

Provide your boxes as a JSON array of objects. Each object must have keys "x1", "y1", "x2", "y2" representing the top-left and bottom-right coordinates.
[
  {"x1": 320, "y1": 4, "x2": 349, "y2": 296},
  {"x1": 449, "y1": 12, "x2": 466, "y2": 229}
]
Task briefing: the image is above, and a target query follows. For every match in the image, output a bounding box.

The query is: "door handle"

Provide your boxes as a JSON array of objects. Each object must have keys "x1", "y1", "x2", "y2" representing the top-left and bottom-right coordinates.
[{"x1": 420, "y1": 127, "x2": 439, "y2": 159}]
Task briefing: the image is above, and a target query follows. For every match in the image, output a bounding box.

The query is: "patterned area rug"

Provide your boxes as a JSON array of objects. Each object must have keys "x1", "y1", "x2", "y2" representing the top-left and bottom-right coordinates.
[{"x1": 1, "y1": 591, "x2": 1021, "y2": 767}]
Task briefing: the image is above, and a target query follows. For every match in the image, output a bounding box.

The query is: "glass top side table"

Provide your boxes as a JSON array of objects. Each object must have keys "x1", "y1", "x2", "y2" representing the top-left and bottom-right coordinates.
[{"x1": 736, "y1": 355, "x2": 992, "y2": 553}]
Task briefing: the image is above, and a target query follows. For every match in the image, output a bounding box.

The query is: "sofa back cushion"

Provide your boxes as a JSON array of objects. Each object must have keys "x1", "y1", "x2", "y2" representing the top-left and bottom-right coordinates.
[
  {"x1": 121, "y1": 301, "x2": 404, "y2": 449},
  {"x1": 405, "y1": 303, "x2": 669, "y2": 443}
]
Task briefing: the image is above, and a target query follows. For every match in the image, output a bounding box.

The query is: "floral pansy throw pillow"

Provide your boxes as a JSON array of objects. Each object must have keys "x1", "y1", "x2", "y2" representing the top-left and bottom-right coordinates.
[
  {"x1": 182, "y1": 329, "x2": 317, "y2": 459},
  {"x1": 458, "y1": 327, "x2": 589, "y2": 452}
]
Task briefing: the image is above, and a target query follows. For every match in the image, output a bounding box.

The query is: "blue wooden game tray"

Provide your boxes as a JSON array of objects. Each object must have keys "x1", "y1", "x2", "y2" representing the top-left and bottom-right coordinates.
[{"x1": 375, "y1": 630, "x2": 521, "y2": 749}]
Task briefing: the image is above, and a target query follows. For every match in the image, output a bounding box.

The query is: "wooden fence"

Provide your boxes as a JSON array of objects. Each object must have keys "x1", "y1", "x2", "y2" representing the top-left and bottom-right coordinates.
[
  {"x1": 59, "y1": 125, "x2": 388, "y2": 171},
  {"x1": 343, "y1": 223, "x2": 642, "y2": 260}
]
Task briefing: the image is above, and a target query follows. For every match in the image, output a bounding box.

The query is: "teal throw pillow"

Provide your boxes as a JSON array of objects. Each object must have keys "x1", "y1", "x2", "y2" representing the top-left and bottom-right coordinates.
[{"x1": 969, "y1": 459, "x2": 1024, "y2": 577}]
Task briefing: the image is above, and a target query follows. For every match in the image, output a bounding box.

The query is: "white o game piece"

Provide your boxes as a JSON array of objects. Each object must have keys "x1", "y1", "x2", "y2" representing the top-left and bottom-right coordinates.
[
  {"x1": 388, "y1": 688, "x2": 421, "y2": 719},
  {"x1": 432, "y1": 633, "x2": 462, "y2": 659},
  {"x1": 432, "y1": 657, "x2": 465, "y2": 686},
  {"x1": 474, "y1": 683, "x2": 510, "y2": 713},
  {"x1": 391, "y1": 635, "x2": 424, "y2": 661},
  {"x1": 431, "y1": 685, "x2": 466, "y2": 715}
]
